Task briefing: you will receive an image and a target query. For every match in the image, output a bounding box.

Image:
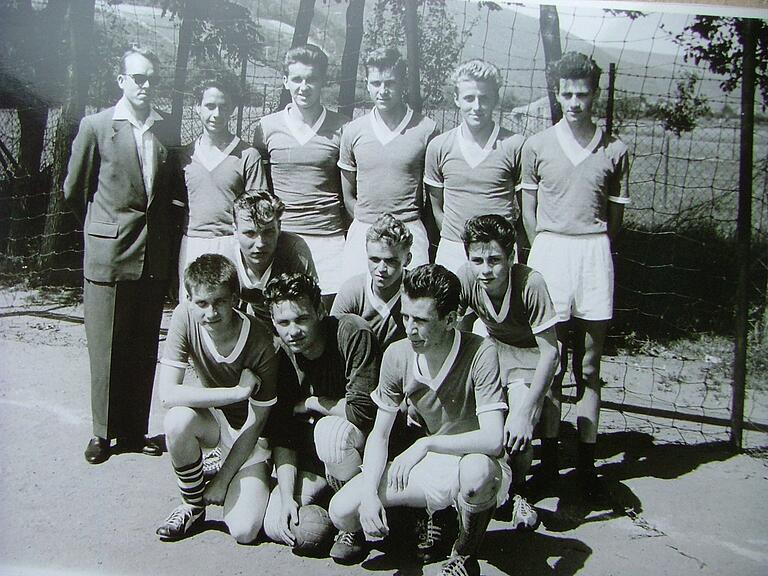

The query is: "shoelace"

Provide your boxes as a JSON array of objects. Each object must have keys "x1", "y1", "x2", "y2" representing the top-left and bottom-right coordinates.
[
  {"x1": 335, "y1": 531, "x2": 356, "y2": 546},
  {"x1": 418, "y1": 515, "x2": 442, "y2": 549},
  {"x1": 441, "y1": 555, "x2": 472, "y2": 576},
  {"x1": 513, "y1": 495, "x2": 535, "y2": 520},
  {"x1": 203, "y1": 448, "x2": 222, "y2": 475},
  {"x1": 164, "y1": 507, "x2": 194, "y2": 529}
]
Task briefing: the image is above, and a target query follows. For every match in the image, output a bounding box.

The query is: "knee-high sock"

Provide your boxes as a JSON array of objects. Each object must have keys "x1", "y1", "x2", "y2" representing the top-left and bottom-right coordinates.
[
  {"x1": 175, "y1": 452, "x2": 205, "y2": 507},
  {"x1": 452, "y1": 493, "x2": 496, "y2": 557}
]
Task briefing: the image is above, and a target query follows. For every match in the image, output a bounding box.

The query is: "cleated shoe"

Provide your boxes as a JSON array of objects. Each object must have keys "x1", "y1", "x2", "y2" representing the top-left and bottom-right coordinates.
[
  {"x1": 156, "y1": 503, "x2": 205, "y2": 540},
  {"x1": 510, "y1": 494, "x2": 539, "y2": 531},
  {"x1": 439, "y1": 554, "x2": 480, "y2": 576},
  {"x1": 329, "y1": 530, "x2": 368, "y2": 565}
]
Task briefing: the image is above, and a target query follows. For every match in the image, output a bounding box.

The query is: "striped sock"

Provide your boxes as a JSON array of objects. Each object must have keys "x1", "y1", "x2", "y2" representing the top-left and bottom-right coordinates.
[{"x1": 174, "y1": 452, "x2": 205, "y2": 508}]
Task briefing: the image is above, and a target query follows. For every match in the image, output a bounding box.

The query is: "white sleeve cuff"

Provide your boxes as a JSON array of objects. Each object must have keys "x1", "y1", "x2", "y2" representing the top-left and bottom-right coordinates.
[
  {"x1": 520, "y1": 182, "x2": 538, "y2": 192},
  {"x1": 608, "y1": 195, "x2": 631, "y2": 205},
  {"x1": 160, "y1": 358, "x2": 188, "y2": 368},
  {"x1": 337, "y1": 161, "x2": 357, "y2": 172},
  {"x1": 476, "y1": 402, "x2": 507, "y2": 415},
  {"x1": 250, "y1": 397, "x2": 278, "y2": 407},
  {"x1": 423, "y1": 177, "x2": 444, "y2": 188},
  {"x1": 531, "y1": 316, "x2": 559, "y2": 335},
  {"x1": 371, "y1": 391, "x2": 400, "y2": 413},
  {"x1": 171, "y1": 200, "x2": 186, "y2": 207}
]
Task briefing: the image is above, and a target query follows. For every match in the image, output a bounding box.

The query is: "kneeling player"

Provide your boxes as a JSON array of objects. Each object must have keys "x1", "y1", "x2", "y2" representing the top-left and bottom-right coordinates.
[
  {"x1": 329, "y1": 264, "x2": 509, "y2": 576},
  {"x1": 156, "y1": 254, "x2": 278, "y2": 542},
  {"x1": 259, "y1": 273, "x2": 380, "y2": 548},
  {"x1": 459, "y1": 215, "x2": 559, "y2": 526}
]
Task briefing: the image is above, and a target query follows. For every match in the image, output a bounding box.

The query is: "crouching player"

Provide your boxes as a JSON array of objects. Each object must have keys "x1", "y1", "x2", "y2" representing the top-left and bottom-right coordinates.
[
  {"x1": 260, "y1": 273, "x2": 380, "y2": 548},
  {"x1": 156, "y1": 254, "x2": 278, "y2": 542},
  {"x1": 458, "y1": 215, "x2": 559, "y2": 527},
  {"x1": 329, "y1": 264, "x2": 510, "y2": 576}
]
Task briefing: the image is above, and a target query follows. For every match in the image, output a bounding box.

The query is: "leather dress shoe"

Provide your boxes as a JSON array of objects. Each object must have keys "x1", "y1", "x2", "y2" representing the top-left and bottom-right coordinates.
[
  {"x1": 84, "y1": 437, "x2": 110, "y2": 464},
  {"x1": 117, "y1": 436, "x2": 163, "y2": 456}
]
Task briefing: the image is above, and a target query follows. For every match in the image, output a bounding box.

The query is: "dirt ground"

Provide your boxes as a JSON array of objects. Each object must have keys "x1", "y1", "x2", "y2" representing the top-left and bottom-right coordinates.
[{"x1": 1, "y1": 289, "x2": 767, "y2": 576}]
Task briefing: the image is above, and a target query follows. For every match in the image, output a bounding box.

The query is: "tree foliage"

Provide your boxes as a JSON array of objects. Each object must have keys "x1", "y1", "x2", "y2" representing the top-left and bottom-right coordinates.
[
  {"x1": 674, "y1": 16, "x2": 767, "y2": 107},
  {"x1": 364, "y1": 0, "x2": 478, "y2": 108},
  {"x1": 649, "y1": 73, "x2": 710, "y2": 136}
]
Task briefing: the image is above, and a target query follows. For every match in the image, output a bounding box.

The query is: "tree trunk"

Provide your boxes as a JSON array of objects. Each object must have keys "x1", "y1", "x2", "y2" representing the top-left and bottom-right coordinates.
[
  {"x1": 8, "y1": 104, "x2": 48, "y2": 257},
  {"x1": 38, "y1": 0, "x2": 95, "y2": 285},
  {"x1": 279, "y1": 0, "x2": 317, "y2": 110},
  {"x1": 338, "y1": 0, "x2": 366, "y2": 119},
  {"x1": 170, "y1": 0, "x2": 197, "y2": 146},
  {"x1": 539, "y1": 4, "x2": 562, "y2": 125},
  {"x1": 404, "y1": 0, "x2": 422, "y2": 114}
]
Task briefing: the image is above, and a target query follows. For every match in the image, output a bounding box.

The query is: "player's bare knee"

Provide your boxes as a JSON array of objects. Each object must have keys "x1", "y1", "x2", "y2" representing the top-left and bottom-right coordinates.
[
  {"x1": 458, "y1": 454, "x2": 499, "y2": 503},
  {"x1": 328, "y1": 488, "x2": 360, "y2": 531},
  {"x1": 163, "y1": 406, "x2": 199, "y2": 442},
  {"x1": 227, "y1": 516, "x2": 262, "y2": 545}
]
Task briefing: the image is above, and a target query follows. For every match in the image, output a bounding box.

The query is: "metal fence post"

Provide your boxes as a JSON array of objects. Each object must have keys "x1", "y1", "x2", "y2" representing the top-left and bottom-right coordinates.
[{"x1": 731, "y1": 17, "x2": 757, "y2": 450}]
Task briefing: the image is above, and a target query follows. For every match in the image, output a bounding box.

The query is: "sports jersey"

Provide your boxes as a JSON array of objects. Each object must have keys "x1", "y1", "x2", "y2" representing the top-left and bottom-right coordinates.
[
  {"x1": 424, "y1": 123, "x2": 524, "y2": 242},
  {"x1": 330, "y1": 272, "x2": 405, "y2": 350},
  {"x1": 264, "y1": 315, "x2": 380, "y2": 469},
  {"x1": 253, "y1": 106, "x2": 347, "y2": 236},
  {"x1": 372, "y1": 331, "x2": 506, "y2": 436},
  {"x1": 234, "y1": 231, "x2": 318, "y2": 328},
  {"x1": 338, "y1": 107, "x2": 438, "y2": 224},
  {"x1": 180, "y1": 137, "x2": 266, "y2": 238},
  {"x1": 520, "y1": 119, "x2": 630, "y2": 235},
  {"x1": 161, "y1": 304, "x2": 278, "y2": 429},
  {"x1": 458, "y1": 263, "x2": 557, "y2": 348}
]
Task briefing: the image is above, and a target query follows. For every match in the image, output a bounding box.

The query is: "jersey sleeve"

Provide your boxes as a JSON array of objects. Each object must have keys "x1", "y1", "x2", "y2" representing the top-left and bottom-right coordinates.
[
  {"x1": 243, "y1": 147, "x2": 268, "y2": 193},
  {"x1": 337, "y1": 123, "x2": 357, "y2": 172},
  {"x1": 456, "y1": 264, "x2": 474, "y2": 317},
  {"x1": 244, "y1": 324, "x2": 279, "y2": 407},
  {"x1": 339, "y1": 317, "x2": 381, "y2": 433},
  {"x1": 160, "y1": 304, "x2": 191, "y2": 369},
  {"x1": 607, "y1": 142, "x2": 631, "y2": 204},
  {"x1": 423, "y1": 136, "x2": 444, "y2": 188},
  {"x1": 371, "y1": 344, "x2": 405, "y2": 413},
  {"x1": 261, "y1": 349, "x2": 302, "y2": 448},
  {"x1": 520, "y1": 137, "x2": 539, "y2": 194},
  {"x1": 292, "y1": 235, "x2": 319, "y2": 282},
  {"x1": 330, "y1": 277, "x2": 359, "y2": 317},
  {"x1": 511, "y1": 134, "x2": 525, "y2": 192},
  {"x1": 522, "y1": 270, "x2": 558, "y2": 335},
  {"x1": 471, "y1": 340, "x2": 507, "y2": 414},
  {"x1": 252, "y1": 121, "x2": 269, "y2": 164}
]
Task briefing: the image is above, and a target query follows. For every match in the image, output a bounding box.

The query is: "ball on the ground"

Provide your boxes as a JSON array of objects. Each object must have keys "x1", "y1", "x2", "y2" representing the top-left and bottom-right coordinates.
[{"x1": 290, "y1": 504, "x2": 335, "y2": 557}]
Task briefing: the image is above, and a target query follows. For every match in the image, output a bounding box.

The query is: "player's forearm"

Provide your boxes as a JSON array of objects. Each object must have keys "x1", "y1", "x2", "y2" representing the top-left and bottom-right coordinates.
[
  {"x1": 217, "y1": 408, "x2": 269, "y2": 486},
  {"x1": 520, "y1": 342, "x2": 559, "y2": 419},
  {"x1": 341, "y1": 170, "x2": 357, "y2": 220},
  {"x1": 361, "y1": 432, "x2": 389, "y2": 499},
  {"x1": 421, "y1": 422, "x2": 504, "y2": 458},
  {"x1": 274, "y1": 446, "x2": 299, "y2": 504},
  {"x1": 522, "y1": 192, "x2": 538, "y2": 245},
  {"x1": 305, "y1": 395, "x2": 346, "y2": 418},
  {"x1": 607, "y1": 202, "x2": 625, "y2": 243},
  {"x1": 427, "y1": 185, "x2": 444, "y2": 231}
]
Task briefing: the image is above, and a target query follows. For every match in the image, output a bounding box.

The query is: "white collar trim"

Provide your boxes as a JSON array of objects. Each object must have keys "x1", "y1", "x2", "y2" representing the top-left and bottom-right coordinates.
[
  {"x1": 284, "y1": 104, "x2": 326, "y2": 146},
  {"x1": 369, "y1": 106, "x2": 413, "y2": 145},
  {"x1": 458, "y1": 122, "x2": 499, "y2": 168},
  {"x1": 235, "y1": 243, "x2": 273, "y2": 290},
  {"x1": 192, "y1": 135, "x2": 240, "y2": 172},
  {"x1": 199, "y1": 309, "x2": 250, "y2": 364},
  {"x1": 480, "y1": 270, "x2": 512, "y2": 323},
  {"x1": 412, "y1": 330, "x2": 461, "y2": 391},
  {"x1": 555, "y1": 118, "x2": 602, "y2": 167},
  {"x1": 365, "y1": 273, "x2": 401, "y2": 321}
]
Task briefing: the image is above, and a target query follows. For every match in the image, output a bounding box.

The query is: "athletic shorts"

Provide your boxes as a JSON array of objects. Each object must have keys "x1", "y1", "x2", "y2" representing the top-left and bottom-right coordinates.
[
  {"x1": 299, "y1": 232, "x2": 346, "y2": 295},
  {"x1": 402, "y1": 452, "x2": 512, "y2": 515},
  {"x1": 528, "y1": 232, "x2": 613, "y2": 322},
  {"x1": 493, "y1": 339, "x2": 544, "y2": 424},
  {"x1": 341, "y1": 218, "x2": 430, "y2": 284},
  {"x1": 179, "y1": 234, "x2": 235, "y2": 301},
  {"x1": 210, "y1": 406, "x2": 271, "y2": 470},
  {"x1": 435, "y1": 238, "x2": 467, "y2": 273}
]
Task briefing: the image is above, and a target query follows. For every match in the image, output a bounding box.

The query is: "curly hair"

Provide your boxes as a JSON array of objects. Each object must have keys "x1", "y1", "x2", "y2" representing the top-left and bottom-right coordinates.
[
  {"x1": 403, "y1": 264, "x2": 461, "y2": 319},
  {"x1": 461, "y1": 214, "x2": 516, "y2": 258},
  {"x1": 232, "y1": 191, "x2": 284, "y2": 227},
  {"x1": 451, "y1": 59, "x2": 501, "y2": 98},
  {"x1": 264, "y1": 272, "x2": 322, "y2": 315},
  {"x1": 547, "y1": 51, "x2": 602, "y2": 93},
  {"x1": 365, "y1": 213, "x2": 413, "y2": 252}
]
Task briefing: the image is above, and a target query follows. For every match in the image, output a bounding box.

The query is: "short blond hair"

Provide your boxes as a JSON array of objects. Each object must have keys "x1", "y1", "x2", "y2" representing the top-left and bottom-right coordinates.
[{"x1": 451, "y1": 60, "x2": 501, "y2": 97}]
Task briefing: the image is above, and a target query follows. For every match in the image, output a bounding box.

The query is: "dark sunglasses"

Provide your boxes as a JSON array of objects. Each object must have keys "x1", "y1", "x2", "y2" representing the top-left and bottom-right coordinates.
[{"x1": 126, "y1": 73, "x2": 158, "y2": 87}]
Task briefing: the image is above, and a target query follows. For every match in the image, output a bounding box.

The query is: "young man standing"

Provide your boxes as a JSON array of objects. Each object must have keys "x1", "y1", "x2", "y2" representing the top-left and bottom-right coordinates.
[
  {"x1": 331, "y1": 213, "x2": 412, "y2": 351},
  {"x1": 338, "y1": 47, "x2": 437, "y2": 281},
  {"x1": 459, "y1": 215, "x2": 559, "y2": 526},
  {"x1": 253, "y1": 45, "x2": 348, "y2": 304},
  {"x1": 177, "y1": 78, "x2": 266, "y2": 300},
  {"x1": 521, "y1": 52, "x2": 630, "y2": 497},
  {"x1": 156, "y1": 254, "x2": 278, "y2": 543},
  {"x1": 262, "y1": 273, "x2": 380, "y2": 546},
  {"x1": 231, "y1": 191, "x2": 317, "y2": 329},
  {"x1": 64, "y1": 46, "x2": 180, "y2": 464},
  {"x1": 425, "y1": 60, "x2": 525, "y2": 273},
  {"x1": 329, "y1": 265, "x2": 509, "y2": 576}
]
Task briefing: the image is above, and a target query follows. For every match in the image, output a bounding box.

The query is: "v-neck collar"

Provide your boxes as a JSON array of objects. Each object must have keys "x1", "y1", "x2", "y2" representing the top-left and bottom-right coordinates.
[
  {"x1": 284, "y1": 105, "x2": 326, "y2": 146},
  {"x1": 199, "y1": 308, "x2": 250, "y2": 364},
  {"x1": 555, "y1": 118, "x2": 602, "y2": 167},
  {"x1": 365, "y1": 273, "x2": 401, "y2": 321},
  {"x1": 458, "y1": 122, "x2": 499, "y2": 168},
  {"x1": 480, "y1": 270, "x2": 512, "y2": 323},
  {"x1": 235, "y1": 245, "x2": 273, "y2": 291},
  {"x1": 192, "y1": 135, "x2": 240, "y2": 173},
  {"x1": 369, "y1": 106, "x2": 413, "y2": 146},
  {"x1": 412, "y1": 330, "x2": 461, "y2": 392}
]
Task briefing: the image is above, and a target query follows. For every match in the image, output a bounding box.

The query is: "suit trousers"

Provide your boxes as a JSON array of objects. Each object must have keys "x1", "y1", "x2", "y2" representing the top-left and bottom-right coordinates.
[{"x1": 84, "y1": 276, "x2": 167, "y2": 440}]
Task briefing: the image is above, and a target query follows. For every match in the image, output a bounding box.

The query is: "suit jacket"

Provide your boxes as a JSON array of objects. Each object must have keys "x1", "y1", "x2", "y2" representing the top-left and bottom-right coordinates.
[{"x1": 64, "y1": 106, "x2": 182, "y2": 282}]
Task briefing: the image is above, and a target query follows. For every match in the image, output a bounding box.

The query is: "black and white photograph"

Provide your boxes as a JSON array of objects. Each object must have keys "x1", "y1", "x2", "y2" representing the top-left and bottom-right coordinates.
[{"x1": 0, "y1": 0, "x2": 766, "y2": 574}]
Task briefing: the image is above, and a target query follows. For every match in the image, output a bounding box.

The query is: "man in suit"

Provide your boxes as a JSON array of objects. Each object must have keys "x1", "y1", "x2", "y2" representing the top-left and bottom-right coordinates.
[{"x1": 64, "y1": 46, "x2": 181, "y2": 464}]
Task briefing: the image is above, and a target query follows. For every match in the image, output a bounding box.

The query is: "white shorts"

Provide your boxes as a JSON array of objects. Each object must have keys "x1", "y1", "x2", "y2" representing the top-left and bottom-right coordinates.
[
  {"x1": 210, "y1": 406, "x2": 271, "y2": 470},
  {"x1": 179, "y1": 235, "x2": 235, "y2": 301},
  {"x1": 435, "y1": 238, "x2": 467, "y2": 273},
  {"x1": 299, "y1": 232, "x2": 346, "y2": 295},
  {"x1": 528, "y1": 232, "x2": 614, "y2": 322},
  {"x1": 401, "y1": 452, "x2": 512, "y2": 514},
  {"x1": 341, "y1": 218, "x2": 430, "y2": 284}
]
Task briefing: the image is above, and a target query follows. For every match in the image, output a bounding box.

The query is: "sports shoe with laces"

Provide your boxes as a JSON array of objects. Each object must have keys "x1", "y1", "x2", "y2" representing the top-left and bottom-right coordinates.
[
  {"x1": 329, "y1": 530, "x2": 367, "y2": 565},
  {"x1": 416, "y1": 512, "x2": 444, "y2": 563},
  {"x1": 202, "y1": 448, "x2": 222, "y2": 480},
  {"x1": 156, "y1": 503, "x2": 205, "y2": 540},
  {"x1": 439, "y1": 554, "x2": 480, "y2": 576},
  {"x1": 510, "y1": 494, "x2": 538, "y2": 530}
]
